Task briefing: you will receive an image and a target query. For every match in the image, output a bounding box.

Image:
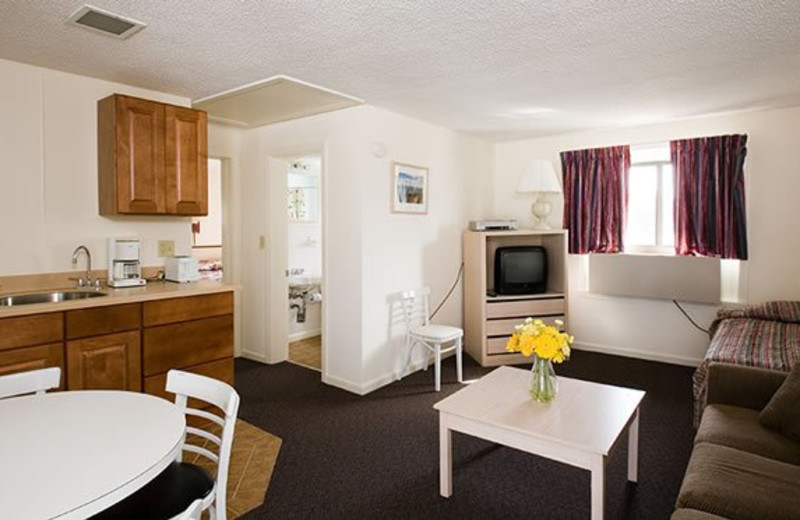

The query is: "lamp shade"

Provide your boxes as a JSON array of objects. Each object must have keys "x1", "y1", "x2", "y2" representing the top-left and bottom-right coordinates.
[{"x1": 517, "y1": 160, "x2": 562, "y2": 193}]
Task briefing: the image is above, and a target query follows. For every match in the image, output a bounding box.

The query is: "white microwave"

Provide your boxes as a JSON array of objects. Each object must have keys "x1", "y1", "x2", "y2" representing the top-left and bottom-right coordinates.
[{"x1": 164, "y1": 257, "x2": 199, "y2": 283}]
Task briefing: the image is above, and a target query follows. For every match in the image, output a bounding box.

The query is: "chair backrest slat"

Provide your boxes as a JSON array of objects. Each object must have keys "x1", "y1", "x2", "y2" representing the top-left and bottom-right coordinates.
[
  {"x1": 183, "y1": 444, "x2": 220, "y2": 464},
  {"x1": 186, "y1": 407, "x2": 226, "y2": 428},
  {"x1": 391, "y1": 287, "x2": 431, "y2": 332},
  {"x1": 186, "y1": 425, "x2": 222, "y2": 447},
  {"x1": 0, "y1": 367, "x2": 61, "y2": 399}
]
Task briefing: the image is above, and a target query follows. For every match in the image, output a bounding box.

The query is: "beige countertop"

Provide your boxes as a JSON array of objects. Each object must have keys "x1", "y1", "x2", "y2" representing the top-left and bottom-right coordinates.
[{"x1": 0, "y1": 280, "x2": 240, "y2": 318}]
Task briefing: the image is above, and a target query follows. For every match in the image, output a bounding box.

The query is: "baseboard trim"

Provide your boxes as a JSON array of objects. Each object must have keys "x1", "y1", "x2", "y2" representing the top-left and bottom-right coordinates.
[
  {"x1": 239, "y1": 350, "x2": 270, "y2": 364},
  {"x1": 288, "y1": 329, "x2": 321, "y2": 342},
  {"x1": 322, "y1": 373, "x2": 379, "y2": 396},
  {"x1": 573, "y1": 341, "x2": 703, "y2": 367},
  {"x1": 322, "y1": 351, "x2": 456, "y2": 396}
]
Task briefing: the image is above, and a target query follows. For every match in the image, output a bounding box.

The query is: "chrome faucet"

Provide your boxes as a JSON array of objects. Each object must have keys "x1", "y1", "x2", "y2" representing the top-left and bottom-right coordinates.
[{"x1": 71, "y1": 245, "x2": 93, "y2": 288}]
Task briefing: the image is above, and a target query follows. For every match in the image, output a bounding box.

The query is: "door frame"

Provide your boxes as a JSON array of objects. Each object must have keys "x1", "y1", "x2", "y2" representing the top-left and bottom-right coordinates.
[{"x1": 266, "y1": 147, "x2": 327, "y2": 376}]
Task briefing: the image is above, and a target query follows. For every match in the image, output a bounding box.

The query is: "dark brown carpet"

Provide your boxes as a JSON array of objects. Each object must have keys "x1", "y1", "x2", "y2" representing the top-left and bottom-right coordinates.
[{"x1": 234, "y1": 350, "x2": 695, "y2": 520}]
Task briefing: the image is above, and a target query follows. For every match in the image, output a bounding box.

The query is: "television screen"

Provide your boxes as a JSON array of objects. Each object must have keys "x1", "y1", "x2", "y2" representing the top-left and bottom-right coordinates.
[{"x1": 494, "y1": 246, "x2": 547, "y2": 295}]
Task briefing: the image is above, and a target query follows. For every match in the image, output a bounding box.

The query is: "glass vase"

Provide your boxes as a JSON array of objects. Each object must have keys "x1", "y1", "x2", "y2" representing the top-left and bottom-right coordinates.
[{"x1": 530, "y1": 355, "x2": 558, "y2": 403}]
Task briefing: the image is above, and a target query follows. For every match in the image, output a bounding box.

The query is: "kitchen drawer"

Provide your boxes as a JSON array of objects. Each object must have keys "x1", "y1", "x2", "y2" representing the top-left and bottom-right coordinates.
[
  {"x1": 486, "y1": 315, "x2": 566, "y2": 337},
  {"x1": 66, "y1": 303, "x2": 141, "y2": 339},
  {"x1": 143, "y1": 314, "x2": 233, "y2": 376},
  {"x1": 0, "y1": 313, "x2": 63, "y2": 351},
  {"x1": 486, "y1": 336, "x2": 514, "y2": 355},
  {"x1": 144, "y1": 357, "x2": 234, "y2": 405},
  {"x1": 143, "y1": 292, "x2": 233, "y2": 327},
  {"x1": 0, "y1": 343, "x2": 64, "y2": 385},
  {"x1": 486, "y1": 297, "x2": 565, "y2": 319}
]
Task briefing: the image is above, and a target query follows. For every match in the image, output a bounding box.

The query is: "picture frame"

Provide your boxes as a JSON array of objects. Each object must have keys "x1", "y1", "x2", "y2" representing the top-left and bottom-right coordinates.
[{"x1": 391, "y1": 162, "x2": 428, "y2": 214}]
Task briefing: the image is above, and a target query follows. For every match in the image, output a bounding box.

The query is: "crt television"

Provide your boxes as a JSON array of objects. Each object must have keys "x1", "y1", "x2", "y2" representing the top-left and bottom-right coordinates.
[{"x1": 494, "y1": 246, "x2": 548, "y2": 295}]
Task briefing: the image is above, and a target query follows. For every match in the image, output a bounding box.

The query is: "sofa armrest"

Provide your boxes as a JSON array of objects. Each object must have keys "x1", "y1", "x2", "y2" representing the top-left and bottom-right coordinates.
[{"x1": 706, "y1": 362, "x2": 787, "y2": 411}]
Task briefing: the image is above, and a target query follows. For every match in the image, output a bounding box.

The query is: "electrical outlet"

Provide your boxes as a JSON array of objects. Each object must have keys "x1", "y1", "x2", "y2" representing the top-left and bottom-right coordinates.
[{"x1": 158, "y1": 240, "x2": 175, "y2": 257}]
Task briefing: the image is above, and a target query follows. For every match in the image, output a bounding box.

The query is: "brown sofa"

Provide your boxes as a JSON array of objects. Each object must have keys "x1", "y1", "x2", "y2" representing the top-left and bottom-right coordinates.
[{"x1": 672, "y1": 363, "x2": 800, "y2": 520}]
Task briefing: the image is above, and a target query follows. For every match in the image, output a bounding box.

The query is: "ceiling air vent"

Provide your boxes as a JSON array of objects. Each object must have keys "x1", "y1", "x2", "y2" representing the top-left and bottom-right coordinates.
[{"x1": 66, "y1": 5, "x2": 146, "y2": 39}]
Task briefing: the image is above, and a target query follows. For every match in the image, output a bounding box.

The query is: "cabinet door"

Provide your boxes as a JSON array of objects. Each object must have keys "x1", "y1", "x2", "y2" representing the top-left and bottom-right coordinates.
[
  {"x1": 165, "y1": 105, "x2": 208, "y2": 215},
  {"x1": 114, "y1": 96, "x2": 166, "y2": 214},
  {"x1": 66, "y1": 331, "x2": 141, "y2": 391}
]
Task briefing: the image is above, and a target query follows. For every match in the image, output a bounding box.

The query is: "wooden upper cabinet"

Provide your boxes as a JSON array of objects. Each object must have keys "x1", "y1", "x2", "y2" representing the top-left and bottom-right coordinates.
[
  {"x1": 166, "y1": 106, "x2": 208, "y2": 215},
  {"x1": 98, "y1": 94, "x2": 208, "y2": 216}
]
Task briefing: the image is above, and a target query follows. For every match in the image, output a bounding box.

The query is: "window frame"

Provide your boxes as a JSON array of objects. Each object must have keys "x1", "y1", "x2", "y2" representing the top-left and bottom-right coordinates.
[{"x1": 624, "y1": 158, "x2": 674, "y2": 256}]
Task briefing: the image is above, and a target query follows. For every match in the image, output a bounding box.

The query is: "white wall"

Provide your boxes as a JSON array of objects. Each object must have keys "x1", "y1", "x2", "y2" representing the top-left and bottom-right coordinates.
[
  {"x1": 207, "y1": 122, "x2": 244, "y2": 356},
  {"x1": 0, "y1": 58, "x2": 192, "y2": 277},
  {"x1": 359, "y1": 108, "x2": 494, "y2": 390},
  {"x1": 236, "y1": 105, "x2": 493, "y2": 393},
  {"x1": 493, "y1": 105, "x2": 800, "y2": 365}
]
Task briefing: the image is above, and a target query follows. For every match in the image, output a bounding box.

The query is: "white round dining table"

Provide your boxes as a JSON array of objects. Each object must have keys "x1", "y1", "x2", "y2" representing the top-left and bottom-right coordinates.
[{"x1": 0, "y1": 390, "x2": 185, "y2": 519}]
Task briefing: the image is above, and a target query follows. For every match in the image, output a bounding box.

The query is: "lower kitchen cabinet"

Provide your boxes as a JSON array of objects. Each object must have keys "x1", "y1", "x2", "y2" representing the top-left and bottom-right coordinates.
[
  {"x1": 66, "y1": 331, "x2": 142, "y2": 391},
  {"x1": 0, "y1": 289, "x2": 235, "y2": 394}
]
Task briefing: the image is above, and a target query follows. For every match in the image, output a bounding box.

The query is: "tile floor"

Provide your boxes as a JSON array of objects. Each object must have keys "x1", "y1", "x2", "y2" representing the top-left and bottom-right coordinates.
[
  {"x1": 186, "y1": 419, "x2": 282, "y2": 519},
  {"x1": 288, "y1": 335, "x2": 321, "y2": 371}
]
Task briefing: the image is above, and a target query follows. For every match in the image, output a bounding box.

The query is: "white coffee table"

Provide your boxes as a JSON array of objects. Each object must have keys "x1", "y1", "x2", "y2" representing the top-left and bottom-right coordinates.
[{"x1": 434, "y1": 366, "x2": 645, "y2": 520}]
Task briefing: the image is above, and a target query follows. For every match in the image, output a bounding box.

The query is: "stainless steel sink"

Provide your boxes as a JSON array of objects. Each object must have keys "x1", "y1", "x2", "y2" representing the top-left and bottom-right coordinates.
[{"x1": 0, "y1": 290, "x2": 108, "y2": 307}]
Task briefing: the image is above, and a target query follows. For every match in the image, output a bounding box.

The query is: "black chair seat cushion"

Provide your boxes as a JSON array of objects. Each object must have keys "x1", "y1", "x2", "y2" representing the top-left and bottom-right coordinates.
[{"x1": 91, "y1": 461, "x2": 214, "y2": 520}]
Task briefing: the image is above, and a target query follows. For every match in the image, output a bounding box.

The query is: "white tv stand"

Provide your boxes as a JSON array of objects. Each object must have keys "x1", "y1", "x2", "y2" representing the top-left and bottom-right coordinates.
[{"x1": 462, "y1": 229, "x2": 568, "y2": 367}]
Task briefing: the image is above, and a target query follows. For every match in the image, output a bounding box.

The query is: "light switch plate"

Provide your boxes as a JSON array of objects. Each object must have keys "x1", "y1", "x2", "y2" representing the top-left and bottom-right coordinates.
[{"x1": 158, "y1": 240, "x2": 175, "y2": 257}]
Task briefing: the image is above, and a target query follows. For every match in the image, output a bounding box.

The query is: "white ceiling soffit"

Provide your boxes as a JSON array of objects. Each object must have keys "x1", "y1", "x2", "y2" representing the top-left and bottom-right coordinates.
[{"x1": 193, "y1": 76, "x2": 362, "y2": 128}]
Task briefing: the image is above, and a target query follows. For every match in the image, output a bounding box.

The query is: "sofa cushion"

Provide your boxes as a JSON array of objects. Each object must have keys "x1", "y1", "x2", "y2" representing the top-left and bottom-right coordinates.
[
  {"x1": 759, "y1": 364, "x2": 800, "y2": 442},
  {"x1": 671, "y1": 509, "x2": 729, "y2": 520},
  {"x1": 697, "y1": 404, "x2": 800, "y2": 465},
  {"x1": 676, "y1": 442, "x2": 800, "y2": 520}
]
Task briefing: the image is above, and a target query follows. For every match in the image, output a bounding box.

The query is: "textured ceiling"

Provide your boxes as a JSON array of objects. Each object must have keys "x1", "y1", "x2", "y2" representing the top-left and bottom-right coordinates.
[{"x1": 2, "y1": 1, "x2": 800, "y2": 140}]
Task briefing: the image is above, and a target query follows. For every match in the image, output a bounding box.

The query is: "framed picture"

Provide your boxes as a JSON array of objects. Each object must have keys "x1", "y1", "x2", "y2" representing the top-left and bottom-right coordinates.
[{"x1": 391, "y1": 162, "x2": 428, "y2": 214}]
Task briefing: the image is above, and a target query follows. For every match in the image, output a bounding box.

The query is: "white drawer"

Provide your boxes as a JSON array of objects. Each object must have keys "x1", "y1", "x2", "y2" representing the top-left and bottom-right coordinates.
[
  {"x1": 486, "y1": 315, "x2": 566, "y2": 337},
  {"x1": 486, "y1": 297, "x2": 564, "y2": 319},
  {"x1": 486, "y1": 336, "x2": 513, "y2": 355}
]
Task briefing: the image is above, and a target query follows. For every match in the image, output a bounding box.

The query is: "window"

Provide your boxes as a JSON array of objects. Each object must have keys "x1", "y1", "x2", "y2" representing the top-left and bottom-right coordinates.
[{"x1": 624, "y1": 143, "x2": 674, "y2": 254}]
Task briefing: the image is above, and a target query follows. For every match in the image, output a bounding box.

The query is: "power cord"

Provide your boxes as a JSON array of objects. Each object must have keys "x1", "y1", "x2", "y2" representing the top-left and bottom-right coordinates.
[
  {"x1": 672, "y1": 299, "x2": 711, "y2": 335},
  {"x1": 429, "y1": 262, "x2": 465, "y2": 320}
]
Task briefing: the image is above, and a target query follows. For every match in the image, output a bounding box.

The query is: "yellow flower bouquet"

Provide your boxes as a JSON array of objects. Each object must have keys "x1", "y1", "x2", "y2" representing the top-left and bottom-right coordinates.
[{"x1": 506, "y1": 318, "x2": 573, "y2": 402}]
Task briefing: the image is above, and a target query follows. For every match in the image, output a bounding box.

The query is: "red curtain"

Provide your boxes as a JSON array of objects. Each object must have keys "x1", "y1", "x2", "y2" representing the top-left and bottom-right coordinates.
[
  {"x1": 561, "y1": 146, "x2": 630, "y2": 254},
  {"x1": 671, "y1": 135, "x2": 748, "y2": 259}
]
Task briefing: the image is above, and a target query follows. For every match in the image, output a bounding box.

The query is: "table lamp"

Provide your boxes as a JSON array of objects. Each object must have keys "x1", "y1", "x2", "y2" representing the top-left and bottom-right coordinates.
[{"x1": 517, "y1": 160, "x2": 562, "y2": 230}]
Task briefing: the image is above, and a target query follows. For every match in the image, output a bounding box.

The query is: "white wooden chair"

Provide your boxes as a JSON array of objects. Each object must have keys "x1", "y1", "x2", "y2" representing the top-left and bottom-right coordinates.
[
  {"x1": 93, "y1": 370, "x2": 240, "y2": 520},
  {"x1": 392, "y1": 287, "x2": 463, "y2": 391},
  {"x1": 0, "y1": 367, "x2": 61, "y2": 399}
]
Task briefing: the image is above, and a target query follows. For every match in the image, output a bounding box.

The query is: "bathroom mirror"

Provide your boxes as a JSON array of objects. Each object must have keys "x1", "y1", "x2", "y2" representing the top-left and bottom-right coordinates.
[{"x1": 287, "y1": 171, "x2": 318, "y2": 222}]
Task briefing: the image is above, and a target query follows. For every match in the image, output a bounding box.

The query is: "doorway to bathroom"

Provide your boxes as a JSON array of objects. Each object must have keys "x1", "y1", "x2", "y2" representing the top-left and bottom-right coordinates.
[
  {"x1": 285, "y1": 155, "x2": 323, "y2": 371},
  {"x1": 191, "y1": 157, "x2": 226, "y2": 281}
]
